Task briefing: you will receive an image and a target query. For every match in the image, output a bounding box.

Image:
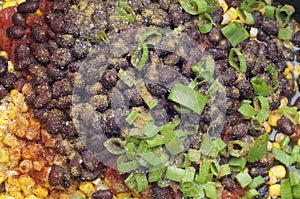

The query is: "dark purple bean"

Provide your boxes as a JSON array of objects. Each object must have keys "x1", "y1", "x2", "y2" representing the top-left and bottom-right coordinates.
[
  {"x1": 101, "y1": 69, "x2": 117, "y2": 89},
  {"x1": 250, "y1": 167, "x2": 269, "y2": 177},
  {"x1": 163, "y1": 53, "x2": 181, "y2": 66},
  {"x1": 292, "y1": 31, "x2": 300, "y2": 47},
  {"x1": 0, "y1": 85, "x2": 8, "y2": 99},
  {"x1": 55, "y1": 34, "x2": 75, "y2": 48},
  {"x1": 92, "y1": 94, "x2": 109, "y2": 112},
  {"x1": 6, "y1": 25, "x2": 25, "y2": 39},
  {"x1": 208, "y1": 26, "x2": 223, "y2": 44},
  {"x1": 231, "y1": 123, "x2": 249, "y2": 139},
  {"x1": 146, "y1": 83, "x2": 167, "y2": 97},
  {"x1": 221, "y1": 177, "x2": 235, "y2": 191},
  {"x1": 169, "y1": 3, "x2": 191, "y2": 27},
  {"x1": 51, "y1": 48, "x2": 72, "y2": 69},
  {"x1": 60, "y1": 120, "x2": 77, "y2": 139},
  {"x1": 261, "y1": 18, "x2": 279, "y2": 35},
  {"x1": 236, "y1": 79, "x2": 253, "y2": 99},
  {"x1": 282, "y1": 48, "x2": 294, "y2": 61},
  {"x1": 30, "y1": 23, "x2": 48, "y2": 43},
  {"x1": 0, "y1": 73, "x2": 16, "y2": 89},
  {"x1": 207, "y1": 47, "x2": 228, "y2": 60},
  {"x1": 69, "y1": 154, "x2": 82, "y2": 177},
  {"x1": 32, "y1": 43, "x2": 51, "y2": 64},
  {"x1": 220, "y1": 68, "x2": 237, "y2": 86},
  {"x1": 211, "y1": 7, "x2": 223, "y2": 24},
  {"x1": 56, "y1": 140, "x2": 73, "y2": 156},
  {"x1": 71, "y1": 39, "x2": 88, "y2": 59},
  {"x1": 32, "y1": 108, "x2": 49, "y2": 122},
  {"x1": 12, "y1": 13, "x2": 26, "y2": 29},
  {"x1": 52, "y1": 79, "x2": 72, "y2": 98},
  {"x1": 17, "y1": 1, "x2": 39, "y2": 14},
  {"x1": 0, "y1": 57, "x2": 8, "y2": 75},
  {"x1": 226, "y1": 0, "x2": 241, "y2": 8},
  {"x1": 277, "y1": 117, "x2": 295, "y2": 136},
  {"x1": 92, "y1": 190, "x2": 113, "y2": 199},
  {"x1": 82, "y1": 150, "x2": 100, "y2": 172},
  {"x1": 252, "y1": 11, "x2": 263, "y2": 28},
  {"x1": 48, "y1": 165, "x2": 65, "y2": 186}
]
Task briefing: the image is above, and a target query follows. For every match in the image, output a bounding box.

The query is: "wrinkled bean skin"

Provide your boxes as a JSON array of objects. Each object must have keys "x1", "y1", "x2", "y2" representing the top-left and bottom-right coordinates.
[
  {"x1": 92, "y1": 190, "x2": 113, "y2": 199},
  {"x1": 17, "y1": 1, "x2": 39, "y2": 14},
  {"x1": 277, "y1": 117, "x2": 295, "y2": 136},
  {"x1": 12, "y1": 13, "x2": 26, "y2": 29},
  {"x1": 6, "y1": 25, "x2": 25, "y2": 39}
]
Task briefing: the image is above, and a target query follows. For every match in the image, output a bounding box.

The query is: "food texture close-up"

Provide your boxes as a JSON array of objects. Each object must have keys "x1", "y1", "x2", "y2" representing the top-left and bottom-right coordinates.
[{"x1": 1, "y1": 0, "x2": 300, "y2": 198}]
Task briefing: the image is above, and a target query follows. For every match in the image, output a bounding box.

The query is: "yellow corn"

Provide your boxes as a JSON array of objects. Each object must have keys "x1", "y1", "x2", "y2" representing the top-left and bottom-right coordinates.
[
  {"x1": 272, "y1": 142, "x2": 281, "y2": 150},
  {"x1": 32, "y1": 185, "x2": 48, "y2": 198},
  {"x1": 35, "y1": 8, "x2": 43, "y2": 16},
  {"x1": 0, "y1": 195, "x2": 14, "y2": 199},
  {"x1": 262, "y1": 121, "x2": 271, "y2": 133},
  {"x1": 116, "y1": 193, "x2": 132, "y2": 199},
  {"x1": 19, "y1": 175, "x2": 35, "y2": 186},
  {"x1": 16, "y1": 0, "x2": 26, "y2": 5},
  {"x1": 218, "y1": 0, "x2": 228, "y2": 12},
  {"x1": 267, "y1": 171, "x2": 277, "y2": 185},
  {"x1": 280, "y1": 97, "x2": 289, "y2": 108},
  {"x1": 269, "y1": 184, "x2": 281, "y2": 197},
  {"x1": 3, "y1": 133, "x2": 18, "y2": 147},
  {"x1": 2, "y1": 1, "x2": 17, "y2": 9},
  {"x1": 268, "y1": 111, "x2": 282, "y2": 127},
  {"x1": 24, "y1": 195, "x2": 37, "y2": 199},
  {"x1": 0, "y1": 51, "x2": 8, "y2": 59},
  {"x1": 0, "y1": 172, "x2": 7, "y2": 185},
  {"x1": 0, "y1": 149, "x2": 9, "y2": 163},
  {"x1": 9, "y1": 191, "x2": 24, "y2": 199},
  {"x1": 221, "y1": 7, "x2": 238, "y2": 25},
  {"x1": 282, "y1": 67, "x2": 290, "y2": 76},
  {"x1": 270, "y1": 165, "x2": 286, "y2": 179},
  {"x1": 298, "y1": 139, "x2": 300, "y2": 147},
  {"x1": 79, "y1": 181, "x2": 95, "y2": 197},
  {"x1": 7, "y1": 61, "x2": 14, "y2": 73}
]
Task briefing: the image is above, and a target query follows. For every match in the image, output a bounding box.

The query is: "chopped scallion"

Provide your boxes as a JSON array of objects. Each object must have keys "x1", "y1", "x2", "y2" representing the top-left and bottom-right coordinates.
[
  {"x1": 278, "y1": 28, "x2": 293, "y2": 40},
  {"x1": 165, "y1": 166, "x2": 185, "y2": 183},
  {"x1": 178, "y1": 0, "x2": 208, "y2": 15},
  {"x1": 276, "y1": 5, "x2": 295, "y2": 27},
  {"x1": 221, "y1": 22, "x2": 249, "y2": 47},
  {"x1": 247, "y1": 133, "x2": 269, "y2": 162},
  {"x1": 280, "y1": 106, "x2": 299, "y2": 124},
  {"x1": 235, "y1": 171, "x2": 252, "y2": 188},
  {"x1": 229, "y1": 48, "x2": 247, "y2": 73},
  {"x1": 103, "y1": 138, "x2": 126, "y2": 155},
  {"x1": 281, "y1": 178, "x2": 293, "y2": 199}
]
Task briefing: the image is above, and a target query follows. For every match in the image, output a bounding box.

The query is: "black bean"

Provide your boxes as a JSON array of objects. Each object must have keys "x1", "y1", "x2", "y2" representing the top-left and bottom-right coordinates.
[
  {"x1": 146, "y1": 83, "x2": 167, "y2": 97},
  {"x1": 60, "y1": 120, "x2": 77, "y2": 139},
  {"x1": 169, "y1": 3, "x2": 191, "y2": 27},
  {"x1": 261, "y1": 18, "x2": 279, "y2": 35},
  {"x1": 236, "y1": 79, "x2": 253, "y2": 99},
  {"x1": 92, "y1": 190, "x2": 113, "y2": 199},
  {"x1": 32, "y1": 108, "x2": 49, "y2": 122},
  {"x1": 296, "y1": 50, "x2": 300, "y2": 63},
  {"x1": 221, "y1": 177, "x2": 235, "y2": 191},
  {"x1": 101, "y1": 69, "x2": 117, "y2": 89},
  {"x1": 257, "y1": 184, "x2": 269, "y2": 199},
  {"x1": 152, "y1": 184, "x2": 172, "y2": 199},
  {"x1": 32, "y1": 43, "x2": 51, "y2": 64},
  {"x1": 47, "y1": 64, "x2": 67, "y2": 80},
  {"x1": 91, "y1": 10, "x2": 108, "y2": 30},
  {"x1": 52, "y1": 79, "x2": 72, "y2": 98},
  {"x1": 163, "y1": 53, "x2": 181, "y2": 66},
  {"x1": 277, "y1": 116, "x2": 295, "y2": 136},
  {"x1": 34, "y1": 89, "x2": 52, "y2": 108},
  {"x1": 82, "y1": 150, "x2": 100, "y2": 172},
  {"x1": 292, "y1": 31, "x2": 300, "y2": 47},
  {"x1": 252, "y1": 11, "x2": 263, "y2": 28},
  {"x1": 231, "y1": 122, "x2": 249, "y2": 139},
  {"x1": 55, "y1": 34, "x2": 75, "y2": 48},
  {"x1": 6, "y1": 25, "x2": 25, "y2": 39},
  {"x1": 208, "y1": 26, "x2": 223, "y2": 44},
  {"x1": 280, "y1": 77, "x2": 294, "y2": 99},
  {"x1": 207, "y1": 47, "x2": 228, "y2": 60},
  {"x1": 30, "y1": 23, "x2": 48, "y2": 43},
  {"x1": 56, "y1": 140, "x2": 73, "y2": 156},
  {"x1": 48, "y1": 165, "x2": 65, "y2": 186},
  {"x1": 12, "y1": 13, "x2": 26, "y2": 29},
  {"x1": 46, "y1": 109, "x2": 66, "y2": 134},
  {"x1": 267, "y1": 93, "x2": 280, "y2": 110},
  {"x1": 181, "y1": 60, "x2": 193, "y2": 77},
  {"x1": 0, "y1": 57, "x2": 8, "y2": 75},
  {"x1": 28, "y1": 64, "x2": 49, "y2": 85},
  {"x1": 211, "y1": 7, "x2": 223, "y2": 24},
  {"x1": 92, "y1": 94, "x2": 109, "y2": 112},
  {"x1": 226, "y1": 0, "x2": 241, "y2": 8},
  {"x1": 220, "y1": 68, "x2": 237, "y2": 86},
  {"x1": 80, "y1": 168, "x2": 100, "y2": 181},
  {"x1": 64, "y1": 23, "x2": 80, "y2": 37},
  {"x1": 267, "y1": 39, "x2": 281, "y2": 61},
  {"x1": 250, "y1": 167, "x2": 269, "y2": 177},
  {"x1": 0, "y1": 73, "x2": 16, "y2": 89},
  {"x1": 71, "y1": 39, "x2": 88, "y2": 59},
  {"x1": 51, "y1": 1, "x2": 68, "y2": 13},
  {"x1": 0, "y1": 85, "x2": 8, "y2": 99},
  {"x1": 51, "y1": 48, "x2": 72, "y2": 69},
  {"x1": 282, "y1": 48, "x2": 294, "y2": 61},
  {"x1": 69, "y1": 154, "x2": 82, "y2": 177},
  {"x1": 49, "y1": 15, "x2": 65, "y2": 33},
  {"x1": 17, "y1": 1, "x2": 39, "y2": 14}
]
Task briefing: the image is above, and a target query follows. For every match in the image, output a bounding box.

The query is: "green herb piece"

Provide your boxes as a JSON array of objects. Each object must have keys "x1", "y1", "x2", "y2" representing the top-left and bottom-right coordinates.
[
  {"x1": 180, "y1": 182, "x2": 205, "y2": 198},
  {"x1": 165, "y1": 166, "x2": 185, "y2": 182},
  {"x1": 292, "y1": 184, "x2": 300, "y2": 199},
  {"x1": 265, "y1": 65, "x2": 279, "y2": 91},
  {"x1": 280, "y1": 106, "x2": 299, "y2": 124},
  {"x1": 115, "y1": 0, "x2": 136, "y2": 23},
  {"x1": 165, "y1": 135, "x2": 185, "y2": 155},
  {"x1": 204, "y1": 182, "x2": 218, "y2": 199},
  {"x1": 178, "y1": 0, "x2": 208, "y2": 15},
  {"x1": 229, "y1": 48, "x2": 247, "y2": 73},
  {"x1": 218, "y1": 164, "x2": 231, "y2": 178},
  {"x1": 238, "y1": 100, "x2": 257, "y2": 119},
  {"x1": 228, "y1": 140, "x2": 248, "y2": 157},
  {"x1": 188, "y1": 149, "x2": 201, "y2": 163},
  {"x1": 237, "y1": 9, "x2": 254, "y2": 24},
  {"x1": 249, "y1": 176, "x2": 265, "y2": 189},
  {"x1": 276, "y1": 5, "x2": 295, "y2": 27},
  {"x1": 195, "y1": 158, "x2": 211, "y2": 183},
  {"x1": 210, "y1": 159, "x2": 221, "y2": 176},
  {"x1": 251, "y1": 76, "x2": 270, "y2": 97},
  {"x1": 245, "y1": 189, "x2": 259, "y2": 199},
  {"x1": 126, "y1": 110, "x2": 139, "y2": 125},
  {"x1": 199, "y1": 134, "x2": 215, "y2": 156},
  {"x1": 142, "y1": 121, "x2": 161, "y2": 138},
  {"x1": 229, "y1": 158, "x2": 247, "y2": 172},
  {"x1": 148, "y1": 167, "x2": 166, "y2": 182},
  {"x1": 290, "y1": 170, "x2": 300, "y2": 186},
  {"x1": 280, "y1": 135, "x2": 291, "y2": 149},
  {"x1": 117, "y1": 69, "x2": 135, "y2": 87},
  {"x1": 240, "y1": 0, "x2": 265, "y2": 13},
  {"x1": 144, "y1": 134, "x2": 165, "y2": 148},
  {"x1": 221, "y1": 22, "x2": 250, "y2": 47},
  {"x1": 247, "y1": 133, "x2": 269, "y2": 162},
  {"x1": 131, "y1": 44, "x2": 148, "y2": 71},
  {"x1": 278, "y1": 28, "x2": 293, "y2": 40},
  {"x1": 198, "y1": 13, "x2": 216, "y2": 33},
  {"x1": 125, "y1": 173, "x2": 148, "y2": 193},
  {"x1": 97, "y1": 30, "x2": 110, "y2": 44},
  {"x1": 272, "y1": 147, "x2": 291, "y2": 167},
  {"x1": 181, "y1": 167, "x2": 196, "y2": 188},
  {"x1": 236, "y1": 171, "x2": 252, "y2": 188},
  {"x1": 117, "y1": 155, "x2": 140, "y2": 173},
  {"x1": 168, "y1": 83, "x2": 208, "y2": 115},
  {"x1": 281, "y1": 178, "x2": 293, "y2": 199},
  {"x1": 103, "y1": 138, "x2": 126, "y2": 155},
  {"x1": 138, "y1": 150, "x2": 168, "y2": 167},
  {"x1": 265, "y1": 5, "x2": 276, "y2": 19}
]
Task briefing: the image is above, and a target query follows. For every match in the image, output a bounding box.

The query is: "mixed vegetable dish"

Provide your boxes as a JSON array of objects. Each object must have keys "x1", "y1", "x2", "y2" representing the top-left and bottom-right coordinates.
[{"x1": 1, "y1": 0, "x2": 300, "y2": 198}]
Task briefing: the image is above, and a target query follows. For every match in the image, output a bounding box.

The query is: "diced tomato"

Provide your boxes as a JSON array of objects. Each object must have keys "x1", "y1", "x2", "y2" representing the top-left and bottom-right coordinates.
[
  {"x1": 39, "y1": 0, "x2": 53, "y2": 13},
  {"x1": 0, "y1": 7, "x2": 17, "y2": 54},
  {"x1": 25, "y1": 14, "x2": 43, "y2": 27},
  {"x1": 222, "y1": 182, "x2": 246, "y2": 199},
  {"x1": 103, "y1": 167, "x2": 130, "y2": 194}
]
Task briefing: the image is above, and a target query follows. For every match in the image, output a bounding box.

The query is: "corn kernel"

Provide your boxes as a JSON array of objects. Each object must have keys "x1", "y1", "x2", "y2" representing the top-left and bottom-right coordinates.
[
  {"x1": 218, "y1": 0, "x2": 228, "y2": 12},
  {"x1": 0, "y1": 172, "x2": 7, "y2": 185},
  {"x1": 221, "y1": 7, "x2": 238, "y2": 25},
  {"x1": 0, "y1": 195, "x2": 14, "y2": 199},
  {"x1": 298, "y1": 139, "x2": 300, "y2": 147},
  {"x1": 32, "y1": 185, "x2": 48, "y2": 198},
  {"x1": 9, "y1": 191, "x2": 24, "y2": 199},
  {"x1": 263, "y1": 121, "x2": 271, "y2": 133},
  {"x1": 35, "y1": 8, "x2": 43, "y2": 16},
  {"x1": 282, "y1": 67, "x2": 290, "y2": 76},
  {"x1": 117, "y1": 193, "x2": 131, "y2": 199},
  {"x1": 275, "y1": 133, "x2": 286, "y2": 144},
  {"x1": 269, "y1": 184, "x2": 281, "y2": 197},
  {"x1": 268, "y1": 111, "x2": 282, "y2": 127},
  {"x1": 24, "y1": 195, "x2": 37, "y2": 199},
  {"x1": 267, "y1": 171, "x2": 277, "y2": 185},
  {"x1": 16, "y1": 0, "x2": 26, "y2": 5},
  {"x1": 0, "y1": 129, "x2": 3, "y2": 141},
  {"x1": 2, "y1": 1, "x2": 17, "y2": 9},
  {"x1": 270, "y1": 165, "x2": 286, "y2": 179},
  {"x1": 0, "y1": 51, "x2": 8, "y2": 59},
  {"x1": 19, "y1": 175, "x2": 35, "y2": 186},
  {"x1": 272, "y1": 142, "x2": 281, "y2": 150},
  {"x1": 0, "y1": 149, "x2": 9, "y2": 163},
  {"x1": 3, "y1": 133, "x2": 18, "y2": 147},
  {"x1": 7, "y1": 61, "x2": 14, "y2": 73},
  {"x1": 79, "y1": 181, "x2": 95, "y2": 196},
  {"x1": 5, "y1": 181, "x2": 21, "y2": 192}
]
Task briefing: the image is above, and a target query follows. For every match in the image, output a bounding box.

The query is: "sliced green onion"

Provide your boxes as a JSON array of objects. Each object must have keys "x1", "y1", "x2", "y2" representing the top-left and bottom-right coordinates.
[
  {"x1": 144, "y1": 134, "x2": 165, "y2": 148},
  {"x1": 210, "y1": 159, "x2": 221, "y2": 176},
  {"x1": 131, "y1": 44, "x2": 148, "y2": 71},
  {"x1": 204, "y1": 182, "x2": 218, "y2": 199},
  {"x1": 198, "y1": 13, "x2": 216, "y2": 33},
  {"x1": 272, "y1": 147, "x2": 291, "y2": 167},
  {"x1": 117, "y1": 69, "x2": 135, "y2": 87},
  {"x1": 136, "y1": 80, "x2": 157, "y2": 109},
  {"x1": 126, "y1": 110, "x2": 139, "y2": 125},
  {"x1": 142, "y1": 121, "x2": 161, "y2": 138},
  {"x1": 180, "y1": 182, "x2": 205, "y2": 198},
  {"x1": 148, "y1": 167, "x2": 166, "y2": 182},
  {"x1": 165, "y1": 166, "x2": 185, "y2": 182},
  {"x1": 265, "y1": 5, "x2": 276, "y2": 19},
  {"x1": 178, "y1": 0, "x2": 207, "y2": 15},
  {"x1": 182, "y1": 167, "x2": 196, "y2": 188},
  {"x1": 195, "y1": 158, "x2": 210, "y2": 183},
  {"x1": 290, "y1": 170, "x2": 299, "y2": 186},
  {"x1": 115, "y1": 0, "x2": 135, "y2": 23},
  {"x1": 280, "y1": 135, "x2": 291, "y2": 149},
  {"x1": 166, "y1": 136, "x2": 185, "y2": 155},
  {"x1": 245, "y1": 189, "x2": 259, "y2": 199},
  {"x1": 208, "y1": 138, "x2": 226, "y2": 158},
  {"x1": 97, "y1": 30, "x2": 110, "y2": 44},
  {"x1": 251, "y1": 96, "x2": 270, "y2": 129},
  {"x1": 117, "y1": 155, "x2": 140, "y2": 173},
  {"x1": 199, "y1": 134, "x2": 215, "y2": 156},
  {"x1": 168, "y1": 83, "x2": 208, "y2": 115},
  {"x1": 103, "y1": 138, "x2": 126, "y2": 155},
  {"x1": 238, "y1": 100, "x2": 257, "y2": 119},
  {"x1": 218, "y1": 164, "x2": 231, "y2": 178},
  {"x1": 248, "y1": 176, "x2": 265, "y2": 189},
  {"x1": 124, "y1": 173, "x2": 148, "y2": 193},
  {"x1": 235, "y1": 171, "x2": 252, "y2": 188},
  {"x1": 140, "y1": 29, "x2": 162, "y2": 46},
  {"x1": 237, "y1": 9, "x2": 254, "y2": 24},
  {"x1": 138, "y1": 150, "x2": 168, "y2": 166},
  {"x1": 281, "y1": 178, "x2": 293, "y2": 199},
  {"x1": 221, "y1": 22, "x2": 250, "y2": 47},
  {"x1": 247, "y1": 133, "x2": 269, "y2": 162},
  {"x1": 251, "y1": 76, "x2": 270, "y2": 97},
  {"x1": 229, "y1": 48, "x2": 247, "y2": 73},
  {"x1": 280, "y1": 106, "x2": 299, "y2": 124},
  {"x1": 265, "y1": 65, "x2": 279, "y2": 91},
  {"x1": 228, "y1": 158, "x2": 247, "y2": 172},
  {"x1": 276, "y1": 5, "x2": 295, "y2": 27},
  {"x1": 240, "y1": 0, "x2": 265, "y2": 13},
  {"x1": 278, "y1": 28, "x2": 293, "y2": 40},
  {"x1": 205, "y1": 0, "x2": 219, "y2": 13},
  {"x1": 228, "y1": 140, "x2": 248, "y2": 157},
  {"x1": 292, "y1": 184, "x2": 300, "y2": 199}
]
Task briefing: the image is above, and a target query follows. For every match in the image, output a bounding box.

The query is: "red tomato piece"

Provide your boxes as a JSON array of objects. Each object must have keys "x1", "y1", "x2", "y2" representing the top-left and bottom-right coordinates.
[{"x1": 103, "y1": 167, "x2": 130, "y2": 194}]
